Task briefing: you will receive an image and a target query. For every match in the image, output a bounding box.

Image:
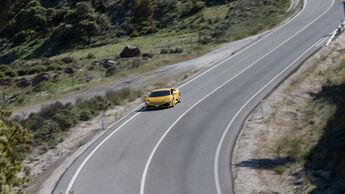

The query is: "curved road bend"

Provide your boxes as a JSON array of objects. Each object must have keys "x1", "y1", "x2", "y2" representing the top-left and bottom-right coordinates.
[{"x1": 53, "y1": 0, "x2": 344, "y2": 193}]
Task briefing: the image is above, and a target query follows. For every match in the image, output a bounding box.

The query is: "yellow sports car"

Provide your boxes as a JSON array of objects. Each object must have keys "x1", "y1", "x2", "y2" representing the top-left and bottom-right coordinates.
[{"x1": 145, "y1": 88, "x2": 181, "y2": 109}]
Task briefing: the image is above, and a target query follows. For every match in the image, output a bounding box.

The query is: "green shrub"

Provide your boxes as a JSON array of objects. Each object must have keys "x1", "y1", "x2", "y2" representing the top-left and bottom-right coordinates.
[
  {"x1": 0, "y1": 71, "x2": 5, "y2": 78},
  {"x1": 80, "y1": 110, "x2": 92, "y2": 121},
  {"x1": 14, "y1": 30, "x2": 36, "y2": 43},
  {"x1": 273, "y1": 166, "x2": 285, "y2": 174},
  {"x1": 4, "y1": 69, "x2": 18, "y2": 77},
  {"x1": 106, "y1": 66, "x2": 117, "y2": 77},
  {"x1": 88, "y1": 96, "x2": 109, "y2": 110},
  {"x1": 0, "y1": 108, "x2": 32, "y2": 192},
  {"x1": 275, "y1": 137, "x2": 301, "y2": 161},
  {"x1": 28, "y1": 65, "x2": 47, "y2": 74},
  {"x1": 32, "y1": 81, "x2": 56, "y2": 92},
  {"x1": 106, "y1": 90, "x2": 122, "y2": 105},
  {"x1": 87, "y1": 53, "x2": 95, "y2": 59},
  {"x1": 106, "y1": 88, "x2": 142, "y2": 105},
  {"x1": 39, "y1": 101, "x2": 65, "y2": 118},
  {"x1": 53, "y1": 113, "x2": 78, "y2": 131},
  {"x1": 180, "y1": 1, "x2": 205, "y2": 18},
  {"x1": 129, "y1": 89, "x2": 142, "y2": 102},
  {"x1": 33, "y1": 120, "x2": 60, "y2": 146},
  {"x1": 60, "y1": 56, "x2": 75, "y2": 64},
  {"x1": 47, "y1": 63, "x2": 63, "y2": 71}
]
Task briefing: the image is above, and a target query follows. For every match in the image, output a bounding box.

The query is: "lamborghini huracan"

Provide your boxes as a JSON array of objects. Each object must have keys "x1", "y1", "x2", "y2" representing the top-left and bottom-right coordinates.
[{"x1": 145, "y1": 88, "x2": 181, "y2": 109}]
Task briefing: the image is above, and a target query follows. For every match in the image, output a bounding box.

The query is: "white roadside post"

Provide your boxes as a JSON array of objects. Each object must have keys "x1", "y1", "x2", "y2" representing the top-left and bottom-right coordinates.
[
  {"x1": 260, "y1": 104, "x2": 265, "y2": 119},
  {"x1": 100, "y1": 112, "x2": 105, "y2": 130}
]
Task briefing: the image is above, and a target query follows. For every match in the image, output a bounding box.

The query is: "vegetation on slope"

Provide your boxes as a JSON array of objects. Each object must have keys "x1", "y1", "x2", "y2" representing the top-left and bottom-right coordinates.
[
  {"x1": 274, "y1": 54, "x2": 345, "y2": 193},
  {"x1": 0, "y1": 108, "x2": 31, "y2": 194},
  {"x1": 0, "y1": 0, "x2": 292, "y2": 109}
]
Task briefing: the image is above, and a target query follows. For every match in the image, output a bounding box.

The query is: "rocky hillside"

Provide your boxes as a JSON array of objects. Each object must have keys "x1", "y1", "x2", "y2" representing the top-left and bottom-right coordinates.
[{"x1": 0, "y1": 0, "x2": 290, "y2": 63}]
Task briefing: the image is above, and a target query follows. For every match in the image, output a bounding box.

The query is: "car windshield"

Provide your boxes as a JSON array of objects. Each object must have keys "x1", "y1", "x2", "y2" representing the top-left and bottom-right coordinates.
[{"x1": 149, "y1": 90, "x2": 170, "y2": 97}]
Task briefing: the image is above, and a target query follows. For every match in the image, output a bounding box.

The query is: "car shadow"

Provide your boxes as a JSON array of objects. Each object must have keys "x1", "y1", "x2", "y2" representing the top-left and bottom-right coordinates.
[
  {"x1": 234, "y1": 157, "x2": 292, "y2": 170},
  {"x1": 136, "y1": 106, "x2": 171, "y2": 112}
]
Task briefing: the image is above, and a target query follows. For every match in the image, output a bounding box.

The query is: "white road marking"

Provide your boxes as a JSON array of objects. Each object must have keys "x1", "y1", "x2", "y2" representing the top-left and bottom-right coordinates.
[
  {"x1": 316, "y1": 37, "x2": 328, "y2": 47},
  {"x1": 177, "y1": 0, "x2": 307, "y2": 90},
  {"x1": 65, "y1": 112, "x2": 140, "y2": 194},
  {"x1": 213, "y1": 1, "x2": 335, "y2": 193},
  {"x1": 64, "y1": 0, "x2": 327, "y2": 192},
  {"x1": 141, "y1": 0, "x2": 335, "y2": 193},
  {"x1": 214, "y1": 38, "x2": 324, "y2": 194}
]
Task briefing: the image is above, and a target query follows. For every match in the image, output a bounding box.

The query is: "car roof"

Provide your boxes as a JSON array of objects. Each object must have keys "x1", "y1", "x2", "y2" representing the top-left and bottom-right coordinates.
[{"x1": 151, "y1": 88, "x2": 173, "y2": 92}]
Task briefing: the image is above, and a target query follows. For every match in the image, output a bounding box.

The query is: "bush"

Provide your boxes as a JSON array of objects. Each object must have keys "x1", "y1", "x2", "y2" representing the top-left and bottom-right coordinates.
[
  {"x1": 28, "y1": 65, "x2": 47, "y2": 74},
  {"x1": 106, "y1": 90, "x2": 122, "y2": 105},
  {"x1": 14, "y1": 30, "x2": 36, "y2": 43},
  {"x1": 14, "y1": 0, "x2": 47, "y2": 31},
  {"x1": 39, "y1": 101, "x2": 65, "y2": 119},
  {"x1": 47, "y1": 63, "x2": 63, "y2": 71},
  {"x1": 106, "y1": 88, "x2": 142, "y2": 105},
  {"x1": 275, "y1": 137, "x2": 301, "y2": 161},
  {"x1": 132, "y1": 0, "x2": 154, "y2": 24},
  {"x1": 80, "y1": 110, "x2": 92, "y2": 121},
  {"x1": 32, "y1": 81, "x2": 56, "y2": 92},
  {"x1": 60, "y1": 56, "x2": 75, "y2": 64},
  {"x1": 273, "y1": 166, "x2": 285, "y2": 174},
  {"x1": 53, "y1": 112, "x2": 78, "y2": 130},
  {"x1": 87, "y1": 53, "x2": 95, "y2": 59},
  {"x1": 33, "y1": 120, "x2": 60, "y2": 146},
  {"x1": 4, "y1": 69, "x2": 18, "y2": 77},
  {"x1": 88, "y1": 96, "x2": 109, "y2": 110},
  {"x1": 106, "y1": 66, "x2": 117, "y2": 77},
  {"x1": 0, "y1": 108, "x2": 31, "y2": 192},
  {"x1": 180, "y1": 1, "x2": 205, "y2": 18}
]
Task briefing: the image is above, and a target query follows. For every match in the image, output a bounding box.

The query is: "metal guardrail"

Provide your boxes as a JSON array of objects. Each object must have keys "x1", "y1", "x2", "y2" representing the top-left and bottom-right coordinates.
[{"x1": 326, "y1": 20, "x2": 345, "y2": 45}]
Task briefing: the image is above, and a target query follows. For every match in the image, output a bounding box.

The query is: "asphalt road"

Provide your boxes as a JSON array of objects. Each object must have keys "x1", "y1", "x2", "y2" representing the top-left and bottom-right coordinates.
[{"x1": 53, "y1": 0, "x2": 344, "y2": 193}]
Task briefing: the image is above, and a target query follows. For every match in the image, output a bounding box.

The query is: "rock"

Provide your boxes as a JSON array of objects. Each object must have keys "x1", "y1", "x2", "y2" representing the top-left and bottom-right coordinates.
[
  {"x1": 0, "y1": 78, "x2": 12, "y2": 86},
  {"x1": 160, "y1": 49, "x2": 169, "y2": 54},
  {"x1": 71, "y1": 64, "x2": 81, "y2": 70},
  {"x1": 61, "y1": 56, "x2": 74, "y2": 64},
  {"x1": 52, "y1": 74, "x2": 59, "y2": 82},
  {"x1": 169, "y1": 48, "x2": 184, "y2": 54},
  {"x1": 284, "y1": 111, "x2": 297, "y2": 118},
  {"x1": 16, "y1": 78, "x2": 30, "y2": 88},
  {"x1": 120, "y1": 45, "x2": 140, "y2": 58},
  {"x1": 32, "y1": 73, "x2": 51, "y2": 86},
  {"x1": 174, "y1": 48, "x2": 183, "y2": 53},
  {"x1": 142, "y1": 53, "x2": 154, "y2": 58},
  {"x1": 102, "y1": 60, "x2": 116, "y2": 68},
  {"x1": 64, "y1": 66, "x2": 74, "y2": 74}
]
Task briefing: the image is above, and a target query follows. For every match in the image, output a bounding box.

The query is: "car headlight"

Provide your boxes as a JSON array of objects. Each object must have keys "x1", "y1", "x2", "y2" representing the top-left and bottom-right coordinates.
[
  {"x1": 165, "y1": 97, "x2": 172, "y2": 103},
  {"x1": 145, "y1": 100, "x2": 150, "y2": 104}
]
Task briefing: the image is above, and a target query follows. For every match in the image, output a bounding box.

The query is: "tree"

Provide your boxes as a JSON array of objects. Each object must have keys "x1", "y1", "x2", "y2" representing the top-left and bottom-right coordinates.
[
  {"x1": 0, "y1": 108, "x2": 31, "y2": 193},
  {"x1": 14, "y1": 0, "x2": 48, "y2": 31},
  {"x1": 55, "y1": 1, "x2": 110, "y2": 45},
  {"x1": 132, "y1": 0, "x2": 154, "y2": 25}
]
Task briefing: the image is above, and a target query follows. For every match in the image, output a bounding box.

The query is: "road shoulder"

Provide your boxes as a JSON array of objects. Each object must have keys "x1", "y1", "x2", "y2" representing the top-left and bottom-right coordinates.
[{"x1": 232, "y1": 30, "x2": 345, "y2": 194}]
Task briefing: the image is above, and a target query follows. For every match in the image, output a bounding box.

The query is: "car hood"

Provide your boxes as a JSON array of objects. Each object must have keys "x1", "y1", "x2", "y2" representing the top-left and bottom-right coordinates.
[{"x1": 147, "y1": 96, "x2": 171, "y2": 103}]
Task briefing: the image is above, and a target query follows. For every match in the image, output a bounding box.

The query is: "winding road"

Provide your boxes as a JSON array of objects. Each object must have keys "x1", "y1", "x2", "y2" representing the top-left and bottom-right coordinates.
[{"x1": 53, "y1": 0, "x2": 344, "y2": 193}]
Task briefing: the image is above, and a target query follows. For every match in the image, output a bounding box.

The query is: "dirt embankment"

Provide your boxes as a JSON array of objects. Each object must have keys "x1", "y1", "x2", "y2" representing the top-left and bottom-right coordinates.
[{"x1": 232, "y1": 30, "x2": 345, "y2": 193}]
